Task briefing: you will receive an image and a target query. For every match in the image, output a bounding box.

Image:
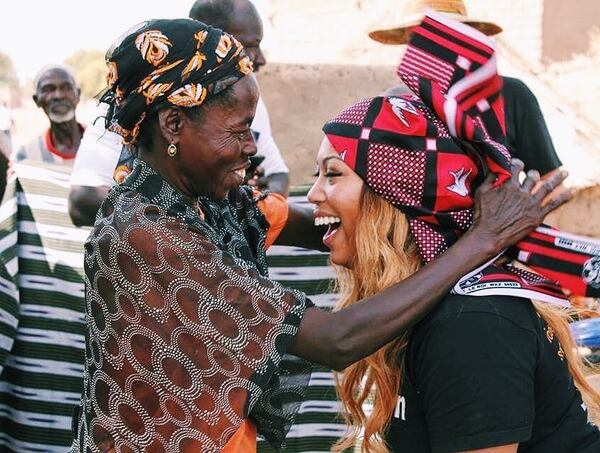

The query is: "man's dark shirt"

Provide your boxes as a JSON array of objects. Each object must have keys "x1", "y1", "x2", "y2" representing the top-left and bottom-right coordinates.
[
  {"x1": 503, "y1": 76, "x2": 562, "y2": 175},
  {"x1": 388, "y1": 76, "x2": 562, "y2": 175},
  {"x1": 386, "y1": 294, "x2": 600, "y2": 452}
]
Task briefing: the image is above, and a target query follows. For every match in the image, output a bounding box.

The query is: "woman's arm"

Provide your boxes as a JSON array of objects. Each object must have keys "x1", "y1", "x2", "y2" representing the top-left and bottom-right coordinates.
[
  {"x1": 288, "y1": 161, "x2": 571, "y2": 370},
  {"x1": 68, "y1": 185, "x2": 110, "y2": 226},
  {"x1": 274, "y1": 202, "x2": 327, "y2": 250}
]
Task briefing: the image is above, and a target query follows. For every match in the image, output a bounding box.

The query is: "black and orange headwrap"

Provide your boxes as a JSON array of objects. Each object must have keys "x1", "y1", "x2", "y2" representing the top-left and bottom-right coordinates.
[
  {"x1": 100, "y1": 18, "x2": 253, "y2": 145},
  {"x1": 324, "y1": 11, "x2": 600, "y2": 304}
]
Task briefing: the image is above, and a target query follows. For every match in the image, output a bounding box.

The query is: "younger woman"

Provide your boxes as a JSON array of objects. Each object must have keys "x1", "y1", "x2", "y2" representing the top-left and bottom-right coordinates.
[{"x1": 309, "y1": 12, "x2": 600, "y2": 453}]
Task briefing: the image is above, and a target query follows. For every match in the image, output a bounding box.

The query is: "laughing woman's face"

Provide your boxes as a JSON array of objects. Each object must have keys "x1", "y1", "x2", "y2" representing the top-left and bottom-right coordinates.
[{"x1": 308, "y1": 137, "x2": 364, "y2": 268}]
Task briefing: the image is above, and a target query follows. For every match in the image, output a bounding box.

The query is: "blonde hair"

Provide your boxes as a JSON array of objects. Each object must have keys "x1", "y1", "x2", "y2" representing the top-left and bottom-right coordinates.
[
  {"x1": 533, "y1": 302, "x2": 600, "y2": 424},
  {"x1": 332, "y1": 187, "x2": 600, "y2": 453},
  {"x1": 332, "y1": 188, "x2": 421, "y2": 453}
]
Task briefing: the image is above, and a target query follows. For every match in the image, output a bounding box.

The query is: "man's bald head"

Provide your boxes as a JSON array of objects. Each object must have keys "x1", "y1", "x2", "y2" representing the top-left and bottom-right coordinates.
[
  {"x1": 189, "y1": 0, "x2": 266, "y2": 71},
  {"x1": 189, "y1": 0, "x2": 253, "y2": 30}
]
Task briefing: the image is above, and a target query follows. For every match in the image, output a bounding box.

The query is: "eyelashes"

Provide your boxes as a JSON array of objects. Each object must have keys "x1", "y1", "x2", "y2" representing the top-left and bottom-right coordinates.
[{"x1": 312, "y1": 168, "x2": 343, "y2": 178}]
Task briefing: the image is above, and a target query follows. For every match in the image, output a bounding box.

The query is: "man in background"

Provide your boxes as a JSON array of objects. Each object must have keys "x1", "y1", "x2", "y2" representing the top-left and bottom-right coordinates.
[
  {"x1": 15, "y1": 65, "x2": 84, "y2": 166},
  {"x1": 69, "y1": 0, "x2": 290, "y2": 226},
  {"x1": 189, "y1": 0, "x2": 291, "y2": 193},
  {"x1": 369, "y1": 0, "x2": 563, "y2": 176}
]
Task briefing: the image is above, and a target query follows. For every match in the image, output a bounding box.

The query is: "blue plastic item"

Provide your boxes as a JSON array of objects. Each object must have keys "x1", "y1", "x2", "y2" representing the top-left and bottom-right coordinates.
[{"x1": 570, "y1": 318, "x2": 600, "y2": 349}]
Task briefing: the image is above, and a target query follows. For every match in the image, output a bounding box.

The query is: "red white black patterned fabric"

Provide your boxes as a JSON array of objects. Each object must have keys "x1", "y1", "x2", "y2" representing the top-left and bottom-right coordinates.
[
  {"x1": 323, "y1": 11, "x2": 600, "y2": 304},
  {"x1": 510, "y1": 227, "x2": 600, "y2": 298}
]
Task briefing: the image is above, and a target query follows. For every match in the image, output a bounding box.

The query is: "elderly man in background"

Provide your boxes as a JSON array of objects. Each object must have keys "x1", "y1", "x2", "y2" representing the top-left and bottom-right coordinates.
[
  {"x1": 15, "y1": 65, "x2": 84, "y2": 165},
  {"x1": 68, "y1": 0, "x2": 290, "y2": 226}
]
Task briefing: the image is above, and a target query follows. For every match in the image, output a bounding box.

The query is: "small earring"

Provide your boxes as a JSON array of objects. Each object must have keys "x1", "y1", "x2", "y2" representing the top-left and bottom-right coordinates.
[{"x1": 167, "y1": 143, "x2": 178, "y2": 157}]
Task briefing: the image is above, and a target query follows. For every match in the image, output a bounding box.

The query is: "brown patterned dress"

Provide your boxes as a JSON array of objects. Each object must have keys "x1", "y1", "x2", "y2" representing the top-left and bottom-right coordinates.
[{"x1": 72, "y1": 159, "x2": 311, "y2": 452}]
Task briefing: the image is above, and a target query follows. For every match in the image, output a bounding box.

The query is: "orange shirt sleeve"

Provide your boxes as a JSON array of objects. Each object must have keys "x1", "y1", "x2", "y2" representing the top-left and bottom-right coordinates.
[
  {"x1": 255, "y1": 191, "x2": 289, "y2": 250},
  {"x1": 222, "y1": 420, "x2": 257, "y2": 453}
]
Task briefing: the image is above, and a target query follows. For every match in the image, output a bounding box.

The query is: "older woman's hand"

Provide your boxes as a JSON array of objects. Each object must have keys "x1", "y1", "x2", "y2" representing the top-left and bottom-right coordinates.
[{"x1": 470, "y1": 159, "x2": 572, "y2": 255}]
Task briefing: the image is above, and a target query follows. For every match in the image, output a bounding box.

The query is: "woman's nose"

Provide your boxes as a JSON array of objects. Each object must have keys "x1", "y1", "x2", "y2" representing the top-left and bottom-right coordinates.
[
  {"x1": 307, "y1": 178, "x2": 324, "y2": 204},
  {"x1": 242, "y1": 135, "x2": 257, "y2": 157}
]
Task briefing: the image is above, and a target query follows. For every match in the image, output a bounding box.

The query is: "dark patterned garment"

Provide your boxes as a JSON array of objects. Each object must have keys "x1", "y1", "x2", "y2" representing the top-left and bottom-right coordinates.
[{"x1": 72, "y1": 159, "x2": 312, "y2": 452}]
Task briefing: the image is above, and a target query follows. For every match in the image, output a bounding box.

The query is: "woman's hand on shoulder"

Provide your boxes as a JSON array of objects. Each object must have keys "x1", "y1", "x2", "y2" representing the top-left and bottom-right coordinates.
[{"x1": 470, "y1": 159, "x2": 571, "y2": 255}]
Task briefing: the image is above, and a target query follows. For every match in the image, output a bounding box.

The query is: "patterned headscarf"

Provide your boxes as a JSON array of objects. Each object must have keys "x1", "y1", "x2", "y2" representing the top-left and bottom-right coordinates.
[
  {"x1": 324, "y1": 11, "x2": 508, "y2": 263},
  {"x1": 99, "y1": 18, "x2": 253, "y2": 144},
  {"x1": 323, "y1": 11, "x2": 600, "y2": 303}
]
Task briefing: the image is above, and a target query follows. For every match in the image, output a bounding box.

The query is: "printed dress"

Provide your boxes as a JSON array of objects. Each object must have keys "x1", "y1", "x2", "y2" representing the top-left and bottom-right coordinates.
[{"x1": 72, "y1": 160, "x2": 312, "y2": 452}]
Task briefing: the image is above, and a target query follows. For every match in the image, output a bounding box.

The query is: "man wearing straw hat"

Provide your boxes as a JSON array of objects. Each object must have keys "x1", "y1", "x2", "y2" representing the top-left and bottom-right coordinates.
[{"x1": 368, "y1": 0, "x2": 563, "y2": 177}]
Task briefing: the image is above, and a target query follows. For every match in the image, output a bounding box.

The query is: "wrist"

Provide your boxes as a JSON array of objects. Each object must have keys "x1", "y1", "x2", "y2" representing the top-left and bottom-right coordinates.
[{"x1": 458, "y1": 230, "x2": 498, "y2": 261}]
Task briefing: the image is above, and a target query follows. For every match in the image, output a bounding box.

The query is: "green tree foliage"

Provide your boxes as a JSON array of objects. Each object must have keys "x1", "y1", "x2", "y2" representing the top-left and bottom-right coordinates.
[
  {"x1": 0, "y1": 51, "x2": 18, "y2": 87},
  {"x1": 66, "y1": 50, "x2": 106, "y2": 98}
]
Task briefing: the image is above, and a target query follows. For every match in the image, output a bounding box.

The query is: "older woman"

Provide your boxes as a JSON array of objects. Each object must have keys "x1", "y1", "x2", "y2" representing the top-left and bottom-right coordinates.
[{"x1": 72, "y1": 19, "x2": 569, "y2": 452}]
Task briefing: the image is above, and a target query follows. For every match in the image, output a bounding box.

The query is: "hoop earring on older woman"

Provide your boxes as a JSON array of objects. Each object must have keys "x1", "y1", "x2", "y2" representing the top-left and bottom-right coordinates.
[{"x1": 167, "y1": 143, "x2": 177, "y2": 157}]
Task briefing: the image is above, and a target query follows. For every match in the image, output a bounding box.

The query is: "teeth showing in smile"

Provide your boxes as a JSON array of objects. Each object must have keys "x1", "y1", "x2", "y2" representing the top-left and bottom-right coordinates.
[
  {"x1": 234, "y1": 168, "x2": 246, "y2": 180},
  {"x1": 314, "y1": 216, "x2": 341, "y2": 227}
]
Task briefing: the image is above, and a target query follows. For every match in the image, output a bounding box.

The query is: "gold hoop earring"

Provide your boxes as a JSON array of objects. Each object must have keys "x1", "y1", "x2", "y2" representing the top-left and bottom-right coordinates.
[{"x1": 167, "y1": 143, "x2": 178, "y2": 157}]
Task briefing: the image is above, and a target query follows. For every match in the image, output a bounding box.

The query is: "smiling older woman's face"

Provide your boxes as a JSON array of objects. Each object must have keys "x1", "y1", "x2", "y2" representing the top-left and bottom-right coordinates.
[{"x1": 174, "y1": 75, "x2": 260, "y2": 200}]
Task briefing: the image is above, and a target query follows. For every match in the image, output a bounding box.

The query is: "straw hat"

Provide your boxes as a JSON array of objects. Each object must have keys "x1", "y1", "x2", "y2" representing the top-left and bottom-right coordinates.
[{"x1": 368, "y1": 0, "x2": 502, "y2": 45}]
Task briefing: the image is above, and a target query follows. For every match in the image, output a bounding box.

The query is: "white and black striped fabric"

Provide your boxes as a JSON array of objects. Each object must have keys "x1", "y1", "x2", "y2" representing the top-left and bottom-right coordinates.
[{"x1": 0, "y1": 161, "x2": 90, "y2": 451}]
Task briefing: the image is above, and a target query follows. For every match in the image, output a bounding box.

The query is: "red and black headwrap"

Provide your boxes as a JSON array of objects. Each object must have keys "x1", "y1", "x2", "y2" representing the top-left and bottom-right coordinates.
[
  {"x1": 323, "y1": 11, "x2": 600, "y2": 303},
  {"x1": 100, "y1": 18, "x2": 253, "y2": 145}
]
